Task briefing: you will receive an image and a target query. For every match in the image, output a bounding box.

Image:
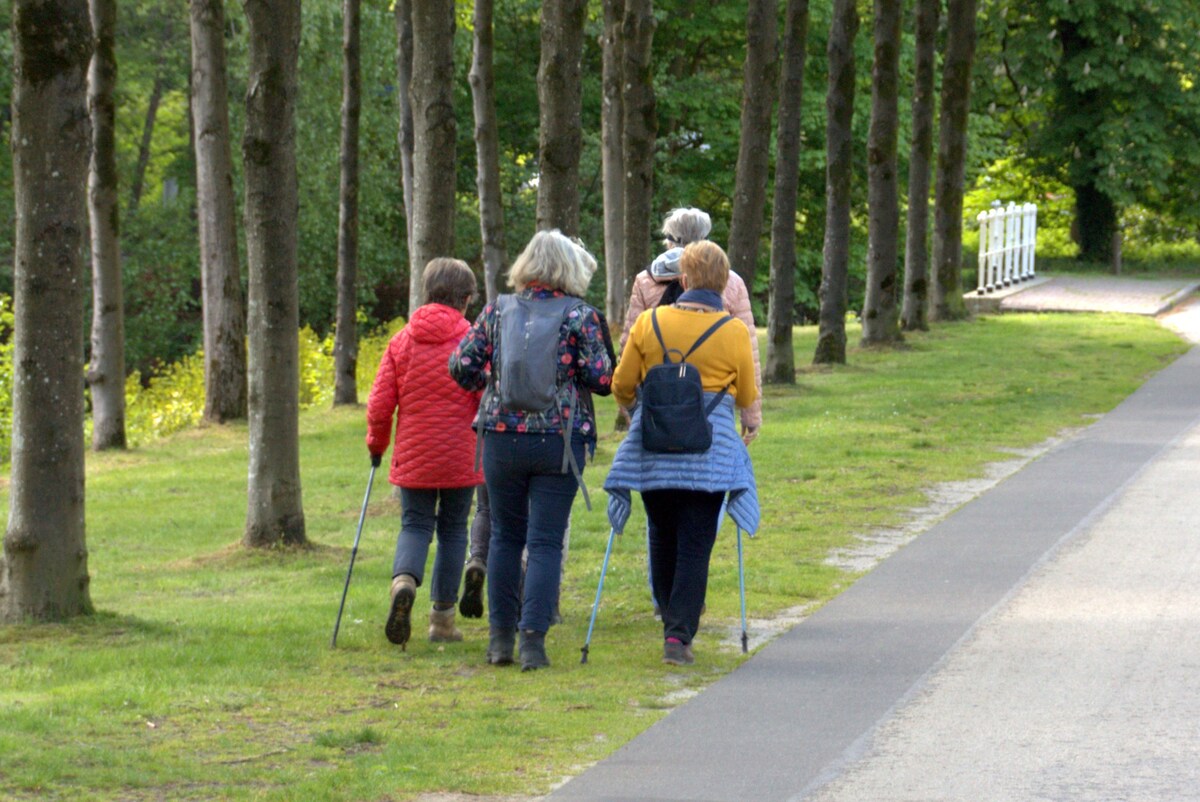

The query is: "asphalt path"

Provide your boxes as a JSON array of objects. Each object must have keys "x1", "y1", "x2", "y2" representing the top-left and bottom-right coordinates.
[{"x1": 549, "y1": 338, "x2": 1200, "y2": 801}]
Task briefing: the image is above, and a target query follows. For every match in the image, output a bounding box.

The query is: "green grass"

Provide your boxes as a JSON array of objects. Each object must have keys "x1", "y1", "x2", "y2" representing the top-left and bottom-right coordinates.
[{"x1": 0, "y1": 313, "x2": 1190, "y2": 800}]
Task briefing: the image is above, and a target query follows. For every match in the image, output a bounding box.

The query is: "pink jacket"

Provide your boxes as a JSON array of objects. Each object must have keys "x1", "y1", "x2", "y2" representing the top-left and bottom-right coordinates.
[
  {"x1": 366, "y1": 303, "x2": 484, "y2": 489},
  {"x1": 620, "y1": 269, "x2": 763, "y2": 429}
]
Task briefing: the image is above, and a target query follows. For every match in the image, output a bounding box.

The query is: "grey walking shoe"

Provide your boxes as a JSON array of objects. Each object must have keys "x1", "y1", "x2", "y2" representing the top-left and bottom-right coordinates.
[
  {"x1": 487, "y1": 627, "x2": 515, "y2": 665},
  {"x1": 520, "y1": 630, "x2": 550, "y2": 671},
  {"x1": 663, "y1": 638, "x2": 694, "y2": 666}
]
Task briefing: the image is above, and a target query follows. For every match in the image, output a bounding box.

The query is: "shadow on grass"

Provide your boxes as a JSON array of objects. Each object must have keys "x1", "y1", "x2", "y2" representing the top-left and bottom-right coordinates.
[{"x1": 0, "y1": 609, "x2": 173, "y2": 646}]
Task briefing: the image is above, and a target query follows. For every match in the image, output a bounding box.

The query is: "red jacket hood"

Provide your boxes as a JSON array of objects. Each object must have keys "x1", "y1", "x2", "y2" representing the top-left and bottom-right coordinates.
[{"x1": 406, "y1": 303, "x2": 468, "y2": 344}]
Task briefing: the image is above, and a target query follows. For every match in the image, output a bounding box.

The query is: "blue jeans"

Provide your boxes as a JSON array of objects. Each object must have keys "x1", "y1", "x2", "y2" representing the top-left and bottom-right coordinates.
[
  {"x1": 643, "y1": 489, "x2": 725, "y2": 644},
  {"x1": 484, "y1": 432, "x2": 585, "y2": 633},
  {"x1": 392, "y1": 486, "x2": 475, "y2": 605}
]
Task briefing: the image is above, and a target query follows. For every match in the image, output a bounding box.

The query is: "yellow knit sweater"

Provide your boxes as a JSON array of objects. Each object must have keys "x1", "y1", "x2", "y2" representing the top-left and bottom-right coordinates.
[{"x1": 613, "y1": 306, "x2": 759, "y2": 411}]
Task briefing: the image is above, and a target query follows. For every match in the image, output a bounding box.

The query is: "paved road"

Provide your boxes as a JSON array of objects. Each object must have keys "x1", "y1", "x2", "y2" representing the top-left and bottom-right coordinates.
[{"x1": 548, "y1": 287, "x2": 1200, "y2": 802}]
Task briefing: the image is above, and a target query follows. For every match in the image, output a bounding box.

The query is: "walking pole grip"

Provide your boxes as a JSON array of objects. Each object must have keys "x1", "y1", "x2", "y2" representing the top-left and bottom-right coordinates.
[{"x1": 331, "y1": 464, "x2": 377, "y2": 648}]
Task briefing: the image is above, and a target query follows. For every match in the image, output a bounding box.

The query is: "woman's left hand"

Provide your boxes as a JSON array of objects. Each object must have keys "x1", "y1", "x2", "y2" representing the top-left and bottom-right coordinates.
[{"x1": 741, "y1": 424, "x2": 759, "y2": 446}]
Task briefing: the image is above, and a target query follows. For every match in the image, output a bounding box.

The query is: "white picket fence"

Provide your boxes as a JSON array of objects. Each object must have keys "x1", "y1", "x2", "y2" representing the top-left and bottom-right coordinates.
[{"x1": 976, "y1": 202, "x2": 1037, "y2": 294}]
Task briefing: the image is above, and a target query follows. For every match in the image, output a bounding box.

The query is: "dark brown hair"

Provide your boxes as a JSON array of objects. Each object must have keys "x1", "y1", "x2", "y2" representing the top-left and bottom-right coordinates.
[{"x1": 422, "y1": 258, "x2": 477, "y2": 308}]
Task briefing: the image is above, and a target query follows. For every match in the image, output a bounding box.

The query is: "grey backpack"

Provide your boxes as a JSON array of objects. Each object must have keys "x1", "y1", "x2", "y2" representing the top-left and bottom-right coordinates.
[
  {"x1": 494, "y1": 294, "x2": 583, "y2": 412},
  {"x1": 479, "y1": 294, "x2": 593, "y2": 508}
]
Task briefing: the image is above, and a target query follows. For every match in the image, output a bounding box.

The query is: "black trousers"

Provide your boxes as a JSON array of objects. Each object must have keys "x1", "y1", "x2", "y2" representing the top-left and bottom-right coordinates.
[{"x1": 642, "y1": 488, "x2": 725, "y2": 645}]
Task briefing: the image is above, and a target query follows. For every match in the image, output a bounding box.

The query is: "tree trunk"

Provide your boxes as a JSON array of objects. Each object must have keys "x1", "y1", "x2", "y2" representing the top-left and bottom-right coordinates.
[
  {"x1": 2, "y1": 0, "x2": 94, "y2": 622},
  {"x1": 900, "y1": 0, "x2": 939, "y2": 332},
  {"x1": 1074, "y1": 180, "x2": 1117, "y2": 264},
  {"x1": 766, "y1": 0, "x2": 809, "y2": 385},
  {"x1": 930, "y1": 0, "x2": 977, "y2": 322},
  {"x1": 536, "y1": 0, "x2": 587, "y2": 235},
  {"x1": 242, "y1": 0, "x2": 305, "y2": 548},
  {"x1": 861, "y1": 0, "x2": 903, "y2": 345},
  {"x1": 727, "y1": 0, "x2": 779, "y2": 290},
  {"x1": 395, "y1": 0, "x2": 416, "y2": 310},
  {"x1": 408, "y1": 0, "x2": 456, "y2": 310},
  {"x1": 470, "y1": 0, "x2": 506, "y2": 303},
  {"x1": 191, "y1": 0, "x2": 247, "y2": 423},
  {"x1": 621, "y1": 0, "x2": 657, "y2": 294},
  {"x1": 88, "y1": 0, "x2": 126, "y2": 450},
  {"x1": 333, "y1": 0, "x2": 361, "y2": 406},
  {"x1": 602, "y1": 0, "x2": 626, "y2": 330},
  {"x1": 813, "y1": 0, "x2": 858, "y2": 365},
  {"x1": 128, "y1": 69, "x2": 164, "y2": 214}
]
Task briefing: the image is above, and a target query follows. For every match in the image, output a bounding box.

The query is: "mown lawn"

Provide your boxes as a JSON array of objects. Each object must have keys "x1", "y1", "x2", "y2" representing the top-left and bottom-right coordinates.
[{"x1": 0, "y1": 313, "x2": 1189, "y2": 801}]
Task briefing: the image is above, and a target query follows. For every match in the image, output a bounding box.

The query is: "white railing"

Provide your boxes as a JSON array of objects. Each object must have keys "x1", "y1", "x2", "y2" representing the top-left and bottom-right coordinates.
[{"x1": 976, "y1": 201, "x2": 1037, "y2": 294}]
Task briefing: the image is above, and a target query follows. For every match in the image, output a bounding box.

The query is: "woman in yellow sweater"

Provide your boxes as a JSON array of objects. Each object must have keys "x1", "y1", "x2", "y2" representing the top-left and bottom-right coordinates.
[{"x1": 609, "y1": 241, "x2": 759, "y2": 665}]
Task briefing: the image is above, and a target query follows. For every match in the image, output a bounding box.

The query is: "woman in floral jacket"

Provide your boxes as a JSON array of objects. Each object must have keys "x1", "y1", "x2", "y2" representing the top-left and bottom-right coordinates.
[{"x1": 450, "y1": 230, "x2": 612, "y2": 671}]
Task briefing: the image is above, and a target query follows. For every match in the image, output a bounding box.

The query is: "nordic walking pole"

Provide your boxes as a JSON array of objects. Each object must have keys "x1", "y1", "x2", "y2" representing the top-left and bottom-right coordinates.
[
  {"x1": 331, "y1": 462, "x2": 378, "y2": 648},
  {"x1": 737, "y1": 525, "x2": 748, "y2": 654},
  {"x1": 581, "y1": 527, "x2": 618, "y2": 664}
]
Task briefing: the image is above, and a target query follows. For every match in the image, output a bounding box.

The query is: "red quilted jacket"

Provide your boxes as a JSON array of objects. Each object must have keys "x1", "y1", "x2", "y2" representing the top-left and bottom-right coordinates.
[{"x1": 366, "y1": 303, "x2": 484, "y2": 489}]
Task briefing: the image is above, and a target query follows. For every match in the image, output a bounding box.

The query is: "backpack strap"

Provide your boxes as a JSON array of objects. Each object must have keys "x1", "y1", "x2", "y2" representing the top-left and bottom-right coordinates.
[
  {"x1": 683, "y1": 314, "x2": 735, "y2": 360},
  {"x1": 650, "y1": 308, "x2": 687, "y2": 365}
]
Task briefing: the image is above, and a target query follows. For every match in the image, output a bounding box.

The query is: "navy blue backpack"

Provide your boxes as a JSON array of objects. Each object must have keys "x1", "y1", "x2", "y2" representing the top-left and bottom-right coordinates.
[{"x1": 639, "y1": 308, "x2": 733, "y2": 454}]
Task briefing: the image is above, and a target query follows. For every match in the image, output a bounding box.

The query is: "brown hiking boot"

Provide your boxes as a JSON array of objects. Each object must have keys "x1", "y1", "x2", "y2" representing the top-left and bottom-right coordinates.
[
  {"x1": 385, "y1": 574, "x2": 416, "y2": 648},
  {"x1": 428, "y1": 607, "x2": 463, "y2": 642}
]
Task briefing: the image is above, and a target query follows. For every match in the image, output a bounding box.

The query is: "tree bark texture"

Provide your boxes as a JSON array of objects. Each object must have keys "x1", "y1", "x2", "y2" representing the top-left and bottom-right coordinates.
[
  {"x1": 930, "y1": 0, "x2": 977, "y2": 322},
  {"x1": 814, "y1": 0, "x2": 858, "y2": 365},
  {"x1": 900, "y1": 0, "x2": 939, "y2": 332},
  {"x1": 128, "y1": 69, "x2": 164, "y2": 214},
  {"x1": 242, "y1": 0, "x2": 306, "y2": 548},
  {"x1": 191, "y1": 0, "x2": 247, "y2": 423},
  {"x1": 394, "y1": 0, "x2": 416, "y2": 308},
  {"x1": 2, "y1": 0, "x2": 94, "y2": 622},
  {"x1": 766, "y1": 0, "x2": 809, "y2": 385},
  {"x1": 601, "y1": 0, "x2": 626, "y2": 329},
  {"x1": 87, "y1": 0, "x2": 126, "y2": 449},
  {"x1": 333, "y1": 0, "x2": 361, "y2": 405},
  {"x1": 727, "y1": 0, "x2": 779, "y2": 290},
  {"x1": 408, "y1": 0, "x2": 456, "y2": 310},
  {"x1": 536, "y1": 0, "x2": 587, "y2": 236},
  {"x1": 861, "y1": 0, "x2": 903, "y2": 345},
  {"x1": 620, "y1": 0, "x2": 657, "y2": 295},
  {"x1": 470, "y1": 0, "x2": 506, "y2": 303}
]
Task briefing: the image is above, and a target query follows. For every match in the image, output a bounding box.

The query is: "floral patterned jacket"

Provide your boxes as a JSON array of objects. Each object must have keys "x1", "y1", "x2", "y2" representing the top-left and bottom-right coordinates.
[{"x1": 449, "y1": 284, "x2": 613, "y2": 447}]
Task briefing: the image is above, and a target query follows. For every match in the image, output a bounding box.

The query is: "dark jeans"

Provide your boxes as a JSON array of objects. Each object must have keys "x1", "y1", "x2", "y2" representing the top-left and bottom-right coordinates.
[
  {"x1": 392, "y1": 486, "x2": 475, "y2": 605},
  {"x1": 483, "y1": 431, "x2": 584, "y2": 633},
  {"x1": 643, "y1": 488, "x2": 725, "y2": 645}
]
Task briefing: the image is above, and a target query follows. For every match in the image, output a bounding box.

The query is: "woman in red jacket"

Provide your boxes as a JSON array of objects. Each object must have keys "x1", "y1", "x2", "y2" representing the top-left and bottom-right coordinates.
[{"x1": 366, "y1": 258, "x2": 483, "y2": 649}]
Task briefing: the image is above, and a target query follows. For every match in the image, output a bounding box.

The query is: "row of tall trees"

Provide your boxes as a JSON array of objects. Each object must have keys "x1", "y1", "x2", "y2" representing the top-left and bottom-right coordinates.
[{"x1": 7, "y1": 0, "x2": 1198, "y2": 621}]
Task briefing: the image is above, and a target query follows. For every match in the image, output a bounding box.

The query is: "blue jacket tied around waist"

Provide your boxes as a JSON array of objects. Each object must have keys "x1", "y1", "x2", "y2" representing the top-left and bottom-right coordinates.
[{"x1": 603, "y1": 393, "x2": 760, "y2": 535}]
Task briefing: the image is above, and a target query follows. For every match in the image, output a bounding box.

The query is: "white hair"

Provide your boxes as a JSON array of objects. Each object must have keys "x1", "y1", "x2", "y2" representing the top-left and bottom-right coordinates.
[
  {"x1": 507, "y1": 229, "x2": 597, "y2": 297},
  {"x1": 661, "y1": 207, "x2": 712, "y2": 246}
]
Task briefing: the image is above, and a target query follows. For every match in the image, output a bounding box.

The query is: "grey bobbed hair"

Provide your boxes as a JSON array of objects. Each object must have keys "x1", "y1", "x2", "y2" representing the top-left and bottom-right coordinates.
[{"x1": 660, "y1": 207, "x2": 713, "y2": 247}]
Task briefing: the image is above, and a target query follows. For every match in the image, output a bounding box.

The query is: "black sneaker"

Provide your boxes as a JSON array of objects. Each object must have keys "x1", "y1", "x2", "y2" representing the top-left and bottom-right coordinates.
[
  {"x1": 459, "y1": 559, "x2": 486, "y2": 619},
  {"x1": 663, "y1": 639, "x2": 694, "y2": 666}
]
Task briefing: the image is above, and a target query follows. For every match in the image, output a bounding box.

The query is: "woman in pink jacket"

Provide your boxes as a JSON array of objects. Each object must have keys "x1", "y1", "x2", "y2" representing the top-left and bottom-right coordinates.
[
  {"x1": 621, "y1": 208, "x2": 762, "y2": 442},
  {"x1": 366, "y1": 258, "x2": 483, "y2": 649}
]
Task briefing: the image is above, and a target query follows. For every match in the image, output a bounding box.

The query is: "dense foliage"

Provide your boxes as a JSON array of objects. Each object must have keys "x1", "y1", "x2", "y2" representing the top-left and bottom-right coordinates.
[{"x1": 0, "y1": 0, "x2": 1197, "y2": 383}]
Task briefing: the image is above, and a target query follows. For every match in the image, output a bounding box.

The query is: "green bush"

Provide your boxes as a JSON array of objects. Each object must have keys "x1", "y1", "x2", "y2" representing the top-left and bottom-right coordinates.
[{"x1": 0, "y1": 305, "x2": 405, "y2": 463}]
